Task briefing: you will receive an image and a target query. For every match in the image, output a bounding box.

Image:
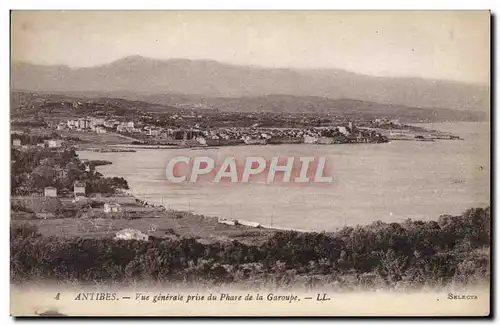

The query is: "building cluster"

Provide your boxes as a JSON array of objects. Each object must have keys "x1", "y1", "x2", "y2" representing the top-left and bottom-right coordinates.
[
  {"x1": 61, "y1": 117, "x2": 139, "y2": 134},
  {"x1": 12, "y1": 138, "x2": 63, "y2": 149},
  {"x1": 54, "y1": 113, "x2": 388, "y2": 146},
  {"x1": 162, "y1": 123, "x2": 355, "y2": 145},
  {"x1": 370, "y1": 118, "x2": 401, "y2": 126},
  {"x1": 186, "y1": 121, "x2": 387, "y2": 145},
  {"x1": 43, "y1": 180, "x2": 124, "y2": 215},
  {"x1": 60, "y1": 116, "x2": 202, "y2": 139}
]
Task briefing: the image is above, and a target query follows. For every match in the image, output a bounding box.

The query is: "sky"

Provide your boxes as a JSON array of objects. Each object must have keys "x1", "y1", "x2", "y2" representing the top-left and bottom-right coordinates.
[{"x1": 11, "y1": 10, "x2": 490, "y2": 85}]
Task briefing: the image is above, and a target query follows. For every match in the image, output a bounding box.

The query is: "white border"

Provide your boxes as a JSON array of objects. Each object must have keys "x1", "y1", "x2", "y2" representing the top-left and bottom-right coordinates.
[
  {"x1": 2, "y1": 1, "x2": 497, "y2": 325},
  {"x1": 3, "y1": 1, "x2": 499, "y2": 10}
]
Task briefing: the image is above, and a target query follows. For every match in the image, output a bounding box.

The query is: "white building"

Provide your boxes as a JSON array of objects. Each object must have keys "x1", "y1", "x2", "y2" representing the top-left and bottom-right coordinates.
[
  {"x1": 196, "y1": 137, "x2": 207, "y2": 146},
  {"x1": 337, "y1": 126, "x2": 348, "y2": 135},
  {"x1": 116, "y1": 124, "x2": 127, "y2": 132},
  {"x1": 90, "y1": 118, "x2": 105, "y2": 130},
  {"x1": 44, "y1": 187, "x2": 57, "y2": 197},
  {"x1": 96, "y1": 125, "x2": 107, "y2": 134},
  {"x1": 115, "y1": 228, "x2": 149, "y2": 241},
  {"x1": 67, "y1": 119, "x2": 78, "y2": 129},
  {"x1": 73, "y1": 182, "x2": 86, "y2": 195},
  {"x1": 104, "y1": 202, "x2": 122, "y2": 213},
  {"x1": 218, "y1": 217, "x2": 238, "y2": 226},
  {"x1": 12, "y1": 139, "x2": 21, "y2": 147},
  {"x1": 46, "y1": 139, "x2": 62, "y2": 148},
  {"x1": 77, "y1": 118, "x2": 91, "y2": 130},
  {"x1": 238, "y1": 220, "x2": 261, "y2": 228}
]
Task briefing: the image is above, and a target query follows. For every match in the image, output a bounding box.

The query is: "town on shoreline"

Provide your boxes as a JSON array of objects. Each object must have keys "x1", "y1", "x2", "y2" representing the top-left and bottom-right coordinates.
[{"x1": 11, "y1": 92, "x2": 464, "y2": 154}]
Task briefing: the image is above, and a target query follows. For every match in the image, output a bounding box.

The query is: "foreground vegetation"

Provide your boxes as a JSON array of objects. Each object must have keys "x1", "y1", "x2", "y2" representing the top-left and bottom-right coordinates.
[{"x1": 11, "y1": 206, "x2": 490, "y2": 289}]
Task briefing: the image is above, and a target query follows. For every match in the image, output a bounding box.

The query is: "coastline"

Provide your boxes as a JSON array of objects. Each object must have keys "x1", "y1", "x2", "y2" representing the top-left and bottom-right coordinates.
[
  {"x1": 15, "y1": 120, "x2": 484, "y2": 241},
  {"x1": 80, "y1": 149, "x2": 318, "y2": 234},
  {"x1": 77, "y1": 121, "x2": 489, "y2": 232},
  {"x1": 12, "y1": 150, "x2": 290, "y2": 244},
  {"x1": 119, "y1": 184, "x2": 311, "y2": 233},
  {"x1": 11, "y1": 143, "x2": 491, "y2": 296}
]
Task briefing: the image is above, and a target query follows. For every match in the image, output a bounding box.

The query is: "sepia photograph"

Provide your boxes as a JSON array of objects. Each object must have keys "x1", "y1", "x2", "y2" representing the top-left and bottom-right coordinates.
[{"x1": 9, "y1": 10, "x2": 491, "y2": 317}]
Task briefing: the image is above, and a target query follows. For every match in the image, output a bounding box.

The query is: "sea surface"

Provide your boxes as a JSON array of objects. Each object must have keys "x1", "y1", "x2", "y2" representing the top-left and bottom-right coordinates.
[{"x1": 78, "y1": 122, "x2": 490, "y2": 232}]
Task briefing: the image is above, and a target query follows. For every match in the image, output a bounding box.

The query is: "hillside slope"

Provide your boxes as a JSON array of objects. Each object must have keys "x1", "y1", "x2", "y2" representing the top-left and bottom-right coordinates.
[{"x1": 11, "y1": 56, "x2": 490, "y2": 112}]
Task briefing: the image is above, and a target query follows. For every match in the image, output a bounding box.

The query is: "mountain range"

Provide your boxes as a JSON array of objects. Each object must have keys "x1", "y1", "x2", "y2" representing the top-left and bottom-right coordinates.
[{"x1": 11, "y1": 55, "x2": 490, "y2": 115}]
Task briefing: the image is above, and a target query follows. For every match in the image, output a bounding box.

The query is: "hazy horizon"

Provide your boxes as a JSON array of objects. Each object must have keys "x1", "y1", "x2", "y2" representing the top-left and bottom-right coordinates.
[
  {"x1": 11, "y1": 54, "x2": 490, "y2": 87},
  {"x1": 11, "y1": 11, "x2": 490, "y2": 85}
]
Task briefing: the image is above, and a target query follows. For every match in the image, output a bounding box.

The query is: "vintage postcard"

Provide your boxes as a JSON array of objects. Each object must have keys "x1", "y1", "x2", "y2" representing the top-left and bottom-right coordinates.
[{"x1": 10, "y1": 10, "x2": 491, "y2": 317}]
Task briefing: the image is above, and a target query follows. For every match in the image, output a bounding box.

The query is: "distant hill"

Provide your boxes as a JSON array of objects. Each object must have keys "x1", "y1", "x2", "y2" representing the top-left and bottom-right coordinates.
[
  {"x1": 10, "y1": 91, "x2": 181, "y2": 118},
  {"x1": 12, "y1": 56, "x2": 489, "y2": 114},
  {"x1": 11, "y1": 91, "x2": 486, "y2": 123},
  {"x1": 135, "y1": 94, "x2": 486, "y2": 122}
]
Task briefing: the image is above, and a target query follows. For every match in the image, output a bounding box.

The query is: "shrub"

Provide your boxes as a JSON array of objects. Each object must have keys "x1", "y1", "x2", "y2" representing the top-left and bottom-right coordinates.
[{"x1": 10, "y1": 206, "x2": 491, "y2": 288}]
